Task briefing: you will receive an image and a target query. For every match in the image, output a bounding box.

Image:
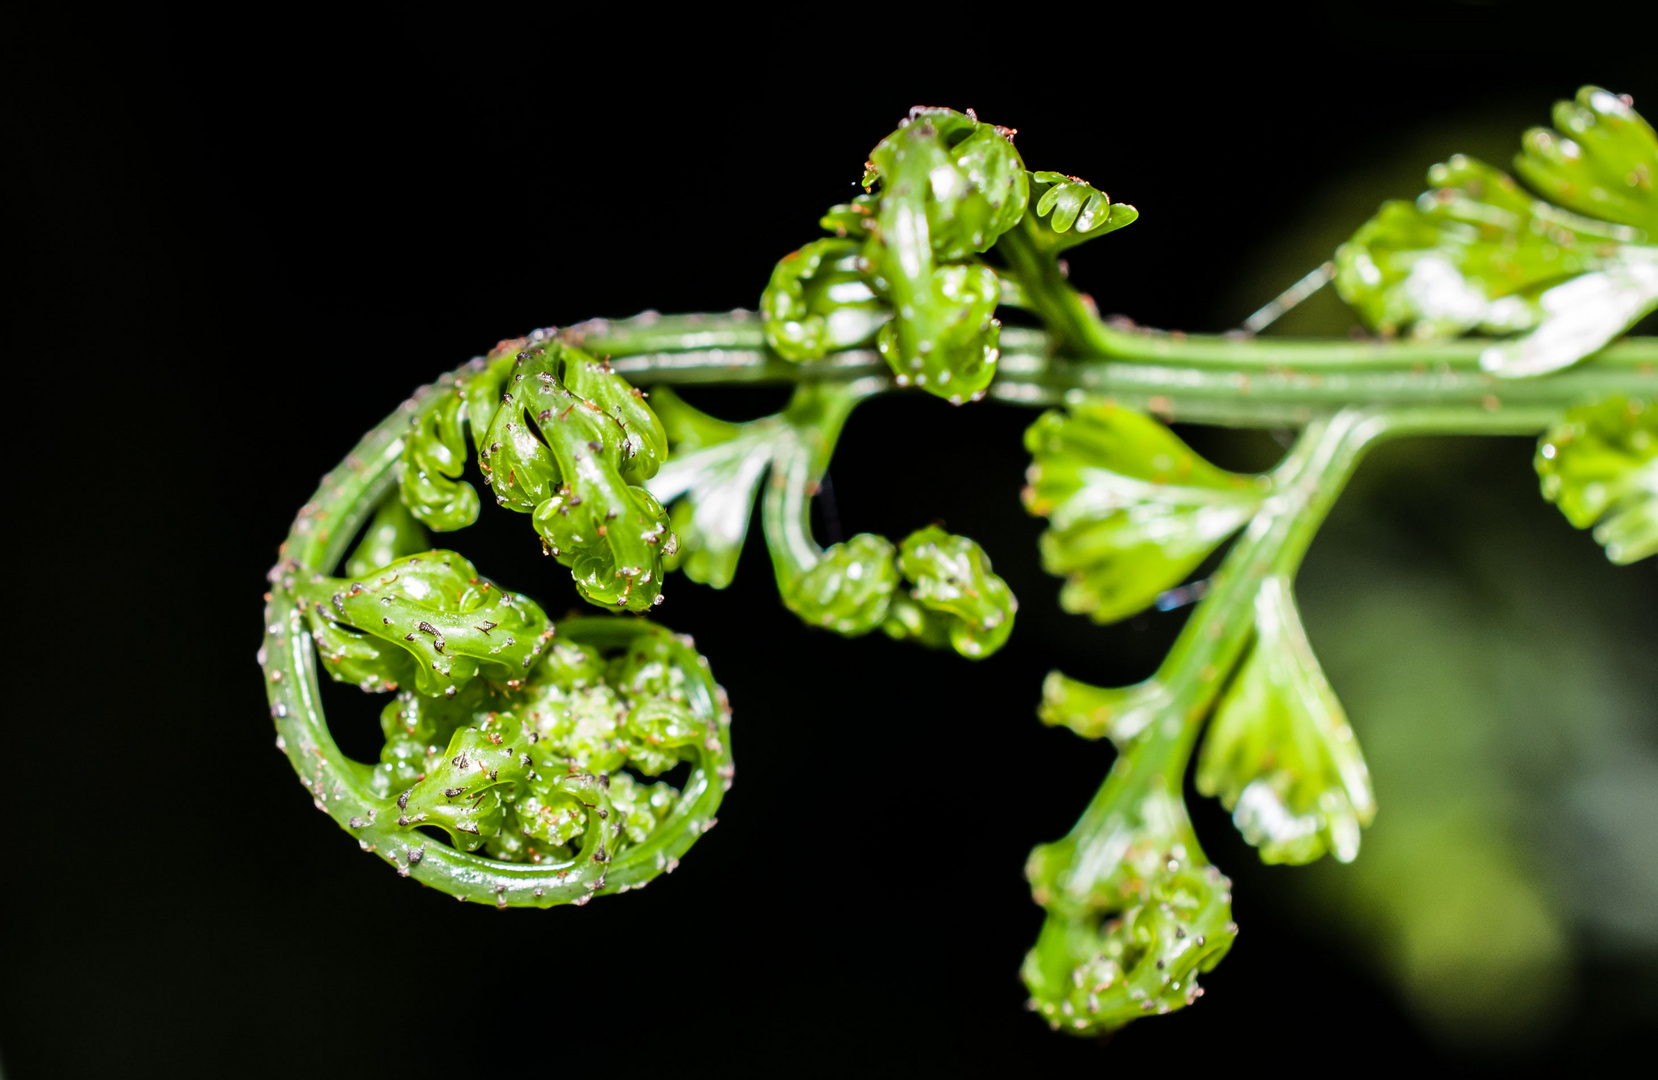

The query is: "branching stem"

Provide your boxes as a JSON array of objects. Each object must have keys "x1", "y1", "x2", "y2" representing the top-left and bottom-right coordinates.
[
  {"x1": 578, "y1": 313, "x2": 1658, "y2": 431},
  {"x1": 1058, "y1": 402, "x2": 1517, "y2": 854}
]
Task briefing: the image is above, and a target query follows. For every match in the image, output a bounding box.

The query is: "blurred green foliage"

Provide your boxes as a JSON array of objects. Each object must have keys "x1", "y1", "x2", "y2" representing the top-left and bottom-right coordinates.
[{"x1": 1295, "y1": 446, "x2": 1657, "y2": 1049}]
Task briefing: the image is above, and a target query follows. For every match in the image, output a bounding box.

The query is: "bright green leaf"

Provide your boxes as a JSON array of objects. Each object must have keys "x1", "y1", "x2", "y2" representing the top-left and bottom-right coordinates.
[
  {"x1": 647, "y1": 388, "x2": 787, "y2": 589},
  {"x1": 1514, "y1": 86, "x2": 1658, "y2": 233},
  {"x1": 1197, "y1": 576, "x2": 1376, "y2": 865},
  {"x1": 1024, "y1": 401, "x2": 1265, "y2": 624},
  {"x1": 1027, "y1": 171, "x2": 1138, "y2": 254},
  {"x1": 854, "y1": 107, "x2": 1027, "y2": 400},
  {"x1": 1038, "y1": 671, "x2": 1170, "y2": 744},
  {"x1": 1537, "y1": 394, "x2": 1658, "y2": 564},
  {"x1": 784, "y1": 533, "x2": 899, "y2": 635},
  {"x1": 399, "y1": 348, "x2": 517, "y2": 531},
  {"x1": 1334, "y1": 87, "x2": 1658, "y2": 377}
]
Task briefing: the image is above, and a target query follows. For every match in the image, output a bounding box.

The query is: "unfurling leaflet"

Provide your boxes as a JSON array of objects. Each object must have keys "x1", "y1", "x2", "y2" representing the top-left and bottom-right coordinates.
[
  {"x1": 1039, "y1": 671, "x2": 1173, "y2": 744},
  {"x1": 648, "y1": 382, "x2": 1018, "y2": 658},
  {"x1": 1025, "y1": 172, "x2": 1139, "y2": 253},
  {"x1": 399, "y1": 342, "x2": 519, "y2": 530},
  {"x1": 760, "y1": 238, "x2": 888, "y2": 361},
  {"x1": 375, "y1": 621, "x2": 721, "y2": 864},
  {"x1": 1023, "y1": 401, "x2": 1266, "y2": 624},
  {"x1": 1022, "y1": 409, "x2": 1389, "y2": 1032},
  {"x1": 784, "y1": 532, "x2": 901, "y2": 635},
  {"x1": 760, "y1": 107, "x2": 1140, "y2": 400},
  {"x1": 1024, "y1": 765, "x2": 1237, "y2": 1031},
  {"x1": 1335, "y1": 87, "x2": 1658, "y2": 378},
  {"x1": 763, "y1": 108, "x2": 1028, "y2": 401},
  {"x1": 1196, "y1": 576, "x2": 1376, "y2": 865},
  {"x1": 648, "y1": 387, "x2": 782, "y2": 590},
  {"x1": 1515, "y1": 87, "x2": 1658, "y2": 235},
  {"x1": 765, "y1": 414, "x2": 1017, "y2": 654},
  {"x1": 272, "y1": 492, "x2": 734, "y2": 904},
  {"x1": 860, "y1": 108, "x2": 1025, "y2": 399},
  {"x1": 298, "y1": 549, "x2": 554, "y2": 696},
  {"x1": 1536, "y1": 394, "x2": 1657, "y2": 564},
  {"x1": 479, "y1": 340, "x2": 675, "y2": 611},
  {"x1": 885, "y1": 526, "x2": 1017, "y2": 658}
]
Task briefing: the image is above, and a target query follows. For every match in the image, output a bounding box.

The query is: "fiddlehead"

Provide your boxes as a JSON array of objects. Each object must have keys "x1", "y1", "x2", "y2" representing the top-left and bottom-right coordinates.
[
  {"x1": 1023, "y1": 761, "x2": 1237, "y2": 1029},
  {"x1": 860, "y1": 109, "x2": 1027, "y2": 399},
  {"x1": 263, "y1": 364, "x2": 732, "y2": 905},
  {"x1": 884, "y1": 526, "x2": 1017, "y2": 658},
  {"x1": 480, "y1": 339, "x2": 675, "y2": 611},
  {"x1": 760, "y1": 238, "x2": 887, "y2": 361},
  {"x1": 259, "y1": 85, "x2": 1656, "y2": 1043},
  {"x1": 760, "y1": 387, "x2": 1017, "y2": 651}
]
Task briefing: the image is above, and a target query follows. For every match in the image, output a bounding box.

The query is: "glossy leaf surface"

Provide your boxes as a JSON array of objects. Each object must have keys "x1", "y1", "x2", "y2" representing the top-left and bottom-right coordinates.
[
  {"x1": 1026, "y1": 171, "x2": 1139, "y2": 254},
  {"x1": 1514, "y1": 86, "x2": 1658, "y2": 233},
  {"x1": 737, "y1": 385, "x2": 1017, "y2": 653},
  {"x1": 647, "y1": 388, "x2": 784, "y2": 588},
  {"x1": 480, "y1": 341, "x2": 674, "y2": 611},
  {"x1": 1536, "y1": 394, "x2": 1658, "y2": 563},
  {"x1": 399, "y1": 348, "x2": 517, "y2": 531},
  {"x1": 884, "y1": 526, "x2": 1016, "y2": 658},
  {"x1": 865, "y1": 108, "x2": 1029, "y2": 260},
  {"x1": 1335, "y1": 87, "x2": 1658, "y2": 377},
  {"x1": 857, "y1": 107, "x2": 1027, "y2": 400},
  {"x1": 1038, "y1": 672, "x2": 1170, "y2": 744},
  {"x1": 1197, "y1": 576, "x2": 1375, "y2": 864},
  {"x1": 785, "y1": 532, "x2": 900, "y2": 635},
  {"x1": 1024, "y1": 775, "x2": 1236, "y2": 1032},
  {"x1": 760, "y1": 237, "x2": 887, "y2": 362},
  {"x1": 300, "y1": 550, "x2": 554, "y2": 696},
  {"x1": 1024, "y1": 401, "x2": 1265, "y2": 624},
  {"x1": 371, "y1": 618, "x2": 728, "y2": 872},
  {"x1": 261, "y1": 88, "x2": 1658, "y2": 1031}
]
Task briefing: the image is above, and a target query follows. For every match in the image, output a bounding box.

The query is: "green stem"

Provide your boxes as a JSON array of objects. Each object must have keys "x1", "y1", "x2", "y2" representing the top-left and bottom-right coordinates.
[
  {"x1": 994, "y1": 220, "x2": 1109, "y2": 355},
  {"x1": 761, "y1": 379, "x2": 882, "y2": 578},
  {"x1": 1066, "y1": 408, "x2": 1390, "y2": 845},
  {"x1": 1059, "y1": 402, "x2": 1517, "y2": 856},
  {"x1": 568, "y1": 312, "x2": 1658, "y2": 431}
]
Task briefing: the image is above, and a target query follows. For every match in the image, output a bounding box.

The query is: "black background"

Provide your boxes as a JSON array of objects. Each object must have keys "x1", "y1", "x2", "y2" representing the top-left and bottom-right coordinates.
[{"x1": 6, "y1": 3, "x2": 1657, "y2": 1076}]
